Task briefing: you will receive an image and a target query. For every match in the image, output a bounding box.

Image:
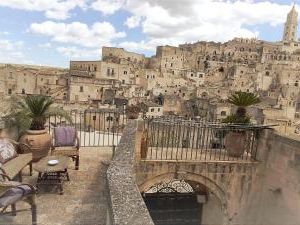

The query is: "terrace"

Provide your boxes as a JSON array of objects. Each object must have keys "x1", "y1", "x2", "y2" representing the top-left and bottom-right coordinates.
[
  {"x1": 0, "y1": 147, "x2": 112, "y2": 225},
  {"x1": 1, "y1": 115, "x2": 300, "y2": 225}
]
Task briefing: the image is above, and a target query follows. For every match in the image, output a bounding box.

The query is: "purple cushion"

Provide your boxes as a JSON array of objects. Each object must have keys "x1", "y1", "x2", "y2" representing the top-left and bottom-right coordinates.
[
  {"x1": 0, "y1": 139, "x2": 17, "y2": 165},
  {"x1": 54, "y1": 127, "x2": 76, "y2": 147}
]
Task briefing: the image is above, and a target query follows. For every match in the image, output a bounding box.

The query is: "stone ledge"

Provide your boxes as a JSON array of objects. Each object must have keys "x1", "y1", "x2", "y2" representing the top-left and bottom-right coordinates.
[{"x1": 106, "y1": 120, "x2": 154, "y2": 225}]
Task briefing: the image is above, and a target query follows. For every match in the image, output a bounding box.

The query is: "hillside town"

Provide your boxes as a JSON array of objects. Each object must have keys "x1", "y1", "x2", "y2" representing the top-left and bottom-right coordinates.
[{"x1": 1, "y1": 5, "x2": 300, "y2": 136}]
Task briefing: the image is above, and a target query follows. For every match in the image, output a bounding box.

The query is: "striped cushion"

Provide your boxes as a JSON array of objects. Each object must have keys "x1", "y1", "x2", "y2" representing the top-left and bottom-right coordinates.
[{"x1": 0, "y1": 184, "x2": 35, "y2": 208}]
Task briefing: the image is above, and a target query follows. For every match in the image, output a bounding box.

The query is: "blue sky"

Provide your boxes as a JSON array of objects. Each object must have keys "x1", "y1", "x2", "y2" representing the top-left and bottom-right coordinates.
[{"x1": 0, "y1": 0, "x2": 297, "y2": 67}]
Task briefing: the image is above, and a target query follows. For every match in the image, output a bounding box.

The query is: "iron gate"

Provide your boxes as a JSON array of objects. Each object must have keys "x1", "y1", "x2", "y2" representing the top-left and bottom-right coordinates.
[
  {"x1": 143, "y1": 180, "x2": 204, "y2": 225},
  {"x1": 144, "y1": 192, "x2": 202, "y2": 225}
]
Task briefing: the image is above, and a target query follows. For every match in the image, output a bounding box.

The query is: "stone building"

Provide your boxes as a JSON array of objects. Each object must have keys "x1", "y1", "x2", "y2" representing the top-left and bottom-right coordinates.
[
  {"x1": 0, "y1": 63, "x2": 68, "y2": 100},
  {"x1": 1, "y1": 5, "x2": 300, "y2": 136}
]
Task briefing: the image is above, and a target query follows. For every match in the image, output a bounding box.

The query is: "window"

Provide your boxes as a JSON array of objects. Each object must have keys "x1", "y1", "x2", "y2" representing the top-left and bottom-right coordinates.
[
  {"x1": 171, "y1": 63, "x2": 173, "y2": 67},
  {"x1": 150, "y1": 108, "x2": 154, "y2": 112},
  {"x1": 111, "y1": 69, "x2": 115, "y2": 76},
  {"x1": 124, "y1": 71, "x2": 127, "y2": 75},
  {"x1": 106, "y1": 116, "x2": 113, "y2": 121},
  {"x1": 122, "y1": 80, "x2": 125, "y2": 84},
  {"x1": 93, "y1": 116, "x2": 96, "y2": 121},
  {"x1": 107, "y1": 68, "x2": 110, "y2": 76},
  {"x1": 56, "y1": 80, "x2": 59, "y2": 85},
  {"x1": 21, "y1": 89, "x2": 25, "y2": 94},
  {"x1": 221, "y1": 111, "x2": 226, "y2": 116},
  {"x1": 94, "y1": 66, "x2": 97, "y2": 71},
  {"x1": 8, "y1": 89, "x2": 12, "y2": 95},
  {"x1": 158, "y1": 108, "x2": 160, "y2": 112},
  {"x1": 80, "y1": 86, "x2": 83, "y2": 92}
]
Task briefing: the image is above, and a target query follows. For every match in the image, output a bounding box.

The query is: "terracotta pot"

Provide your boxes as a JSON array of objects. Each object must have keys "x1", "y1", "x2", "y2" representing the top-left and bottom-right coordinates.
[
  {"x1": 19, "y1": 129, "x2": 51, "y2": 161},
  {"x1": 224, "y1": 131, "x2": 246, "y2": 157}
]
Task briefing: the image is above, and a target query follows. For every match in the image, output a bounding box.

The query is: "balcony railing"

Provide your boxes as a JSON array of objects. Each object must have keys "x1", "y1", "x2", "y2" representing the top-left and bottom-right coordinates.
[
  {"x1": 48, "y1": 109, "x2": 127, "y2": 147},
  {"x1": 142, "y1": 116, "x2": 272, "y2": 162}
]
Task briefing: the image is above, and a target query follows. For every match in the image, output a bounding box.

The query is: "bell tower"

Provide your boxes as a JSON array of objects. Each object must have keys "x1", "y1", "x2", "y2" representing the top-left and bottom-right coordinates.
[{"x1": 283, "y1": 3, "x2": 298, "y2": 42}]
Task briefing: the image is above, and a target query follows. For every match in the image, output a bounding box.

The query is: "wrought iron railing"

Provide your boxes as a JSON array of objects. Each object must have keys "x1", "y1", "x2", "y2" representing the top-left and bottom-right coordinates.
[
  {"x1": 142, "y1": 116, "x2": 269, "y2": 162},
  {"x1": 48, "y1": 109, "x2": 127, "y2": 147}
]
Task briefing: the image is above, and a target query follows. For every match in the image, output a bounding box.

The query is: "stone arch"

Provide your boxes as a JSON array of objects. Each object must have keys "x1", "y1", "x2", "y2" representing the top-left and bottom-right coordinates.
[{"x1": 138, "y1": 172, "x2": 227, "y2": 208}]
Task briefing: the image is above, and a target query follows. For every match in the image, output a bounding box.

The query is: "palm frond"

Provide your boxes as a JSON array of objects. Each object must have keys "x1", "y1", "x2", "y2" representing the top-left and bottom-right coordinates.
[
  {"x1": 228, "y1": 91, "x2": 260, "y2": 107},
  {"x1": 5, "y1": 95, "x2": 71, "y2": 132}
]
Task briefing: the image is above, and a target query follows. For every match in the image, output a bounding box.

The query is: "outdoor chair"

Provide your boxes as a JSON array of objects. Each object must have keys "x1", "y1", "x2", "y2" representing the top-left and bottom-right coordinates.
[
  {"x1": 0, "y1": 138, "x2": 32, "y2": 182},
  {"x1": 0, "y1": 173, "x2": 37, "y2": 225},
  {"x1": 51, "y1": 126, "x2": 80, "y2": 170}
]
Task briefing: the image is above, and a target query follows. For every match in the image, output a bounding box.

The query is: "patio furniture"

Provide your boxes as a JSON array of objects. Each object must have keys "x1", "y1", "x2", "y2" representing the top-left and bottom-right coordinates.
[
  {"x1": 0, "y1": 138, "x2": 32, "y2": 182},
  {"x1": 33, "y1": 155, "x2": 69, "y2": 195},
  {"x1": 51, "y1": 126, "x2": 80, "y2": 170},
  {"x1": 0, "y1": 174, "x2": 37, "y2": 225}
]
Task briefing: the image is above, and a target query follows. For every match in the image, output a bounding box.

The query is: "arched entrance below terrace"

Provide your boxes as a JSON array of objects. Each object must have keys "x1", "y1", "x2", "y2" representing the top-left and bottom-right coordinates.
[{"x1": 139, "y1": 172, "x2": 227, "y2": 225}]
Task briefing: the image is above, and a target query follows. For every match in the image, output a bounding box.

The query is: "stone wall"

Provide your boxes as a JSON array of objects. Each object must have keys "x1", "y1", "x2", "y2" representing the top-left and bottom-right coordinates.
[
  {"x1": 106, "y1": 120, "x2": 154, "y2": 225},
  {"x1": 235, "y1": 130, "x2": 300, "y2": 225}
]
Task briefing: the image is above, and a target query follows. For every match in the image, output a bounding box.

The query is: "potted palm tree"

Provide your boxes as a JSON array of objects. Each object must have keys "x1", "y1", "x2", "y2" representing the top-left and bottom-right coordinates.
[
  {"x1": 223, "y1": 91, "x2": 260, "y2": 157},
  {"x1": 6, "y1": 95, "x2": 71, "y2": 161}
]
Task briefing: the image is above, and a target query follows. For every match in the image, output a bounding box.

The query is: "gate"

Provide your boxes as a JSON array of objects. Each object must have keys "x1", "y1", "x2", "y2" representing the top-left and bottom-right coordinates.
[
  {"x1": 144, "y1": 193, "x2": 202, "y2": 225},
  {"x1": 48, "y1": 109, "x2": 127, "y2": 147},
  {"x1": 143, "y1": 180, "x2": 205, "y2": 225}
]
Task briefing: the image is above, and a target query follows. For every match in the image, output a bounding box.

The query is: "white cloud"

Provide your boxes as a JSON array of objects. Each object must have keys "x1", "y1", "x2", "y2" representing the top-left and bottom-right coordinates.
[
  {"x1": 93, "y1": 0, "x2": 293, "y2": 53},
  {"x1": 0, "y1": 0, "x2": 87, "y2": 20},
  {"x1": 91, "y1": 0, "x2": 125, "y2": 15},
  {"x1": 38, "y1": 42, "x2": 52, "y2": 49},
  {"x1": 57, "y1": 46, "x2": 101, "y2": 59},
  {"x1": 0, "y1": 39, "x2": 32, "y2": 64},
  {"x1": 29, "y1": 21, "x2": 126, "y2": 48},
  {"x1": 0, "y1": 31, "x2": 9, "y2": 36},
  {"x1": 125, "y1": 15, "x2": 141, "y2": 29}
]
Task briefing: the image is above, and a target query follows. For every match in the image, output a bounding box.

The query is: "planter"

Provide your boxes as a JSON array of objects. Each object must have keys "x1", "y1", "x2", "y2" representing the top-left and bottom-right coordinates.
[
  {"x1": 140, "y1": 129, "x2": 148, "y2": 159},
  {"x1": 19, "y1": 129, "x2": 51, "y2": 161},
  {"x1": 224, "y1": 131, "x2": 246, "y2": 157}
]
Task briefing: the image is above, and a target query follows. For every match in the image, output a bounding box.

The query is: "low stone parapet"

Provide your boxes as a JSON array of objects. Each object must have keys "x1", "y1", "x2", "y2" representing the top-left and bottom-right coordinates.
[{"x1": 106, "y1": 120, "x2": 154, "y2": 225}]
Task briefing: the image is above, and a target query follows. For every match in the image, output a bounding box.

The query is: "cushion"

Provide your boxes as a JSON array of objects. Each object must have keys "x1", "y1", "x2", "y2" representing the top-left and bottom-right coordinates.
[
  {"x1": 0, "y1": 184, "x2": 35, "y2": 208},
  {"x1": 54, "y1": 127, "x2": 76, "y2": 147},
  {"x1": 0, "y1": 139, "x2": 17, "y2": 165}
]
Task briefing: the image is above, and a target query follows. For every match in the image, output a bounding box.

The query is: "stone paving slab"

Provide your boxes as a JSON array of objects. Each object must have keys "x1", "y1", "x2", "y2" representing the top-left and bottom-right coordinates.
[{"x1": 0, "y1": 147, "x2": 113, "y2": 225}]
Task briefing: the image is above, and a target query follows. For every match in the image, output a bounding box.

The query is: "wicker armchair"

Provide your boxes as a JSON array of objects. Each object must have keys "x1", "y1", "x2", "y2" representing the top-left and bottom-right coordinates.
[
  {"x1": 51, "y1": 126, "x2": 80, "y2": 170},
  {"x1": 0, "y1": 138, "x2": 32, "y2": 182},
  {"x1": 0, "y1": 173, "x2": 37, "y2": 225}
]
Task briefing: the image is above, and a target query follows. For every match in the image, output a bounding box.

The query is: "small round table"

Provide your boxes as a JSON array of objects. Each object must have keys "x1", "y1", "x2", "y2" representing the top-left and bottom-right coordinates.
[{"x1": 33, "y1": 155, "x2": 69, "y2": 195}]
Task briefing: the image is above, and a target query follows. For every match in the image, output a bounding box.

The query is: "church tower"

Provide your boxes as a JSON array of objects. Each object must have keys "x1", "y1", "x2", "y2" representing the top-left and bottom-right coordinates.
[{"x1": 283, "y1": 3, "x2": 298, "y2": 42}]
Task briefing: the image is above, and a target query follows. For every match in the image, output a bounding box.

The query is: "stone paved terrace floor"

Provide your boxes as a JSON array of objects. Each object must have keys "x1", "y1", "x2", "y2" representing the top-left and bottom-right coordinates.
[{"x1": 0, "y1": 147, "x2": 113, "y2": 225}]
